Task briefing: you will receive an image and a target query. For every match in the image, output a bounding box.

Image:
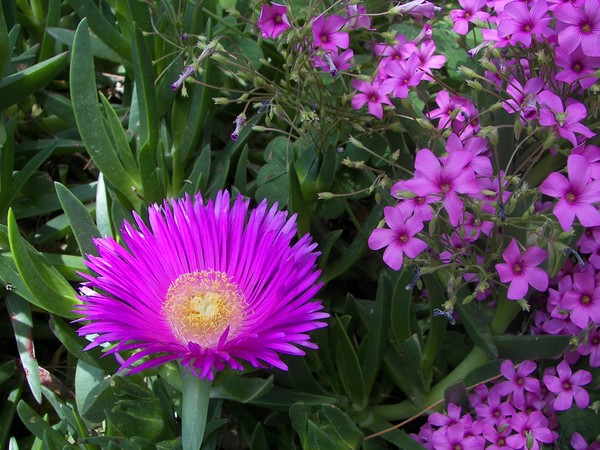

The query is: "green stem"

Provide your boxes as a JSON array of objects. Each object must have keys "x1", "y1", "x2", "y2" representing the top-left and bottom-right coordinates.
[
  {"x1": 182, "y1": 369, "x2": 212, "y2": 450},
  {"x1": 490, "y1": 297, "x2": 522, "y2": 335},
  {"x1": 372, "y1": 297, "x2": 522, "y2": 422}
]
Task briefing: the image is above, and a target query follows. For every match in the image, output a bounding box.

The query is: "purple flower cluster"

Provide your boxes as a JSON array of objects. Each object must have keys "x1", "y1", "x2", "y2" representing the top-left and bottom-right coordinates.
[
  {"x1": 412, "y1": 359, "x2": 593, "y2": 450},
  {"x1": 257, "y1": 1, "x2": 445, "y2": 119}
]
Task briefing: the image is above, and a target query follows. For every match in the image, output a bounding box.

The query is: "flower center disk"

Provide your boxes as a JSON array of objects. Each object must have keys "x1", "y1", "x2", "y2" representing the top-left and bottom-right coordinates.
[{"x1": 163, "y1": 270, "x2": 246, "y2": 347}]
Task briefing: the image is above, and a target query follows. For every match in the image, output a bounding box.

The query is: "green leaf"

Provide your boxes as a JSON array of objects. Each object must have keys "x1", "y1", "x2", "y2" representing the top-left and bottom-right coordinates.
[
  {"x1": 1, "y1": 130, "x2": 54, "y2": 219},
  {"x1": 238, "y1": 37, "x2": 263, "y2": 70},
  {"x1": 55, "y1": 182, "x2": 100, "y2": 257},
  {"x1": 131, "y1": 24, "x2": 158, "y2": 153},
  {"x1": 289, "y1": 161, "x2": 311, "y2": 236},
  {"x1": 138, "y1": 143, "x2": 165, "y2": 203},
  {"x1": 321, "y1": 404, "x2": 363, "y2": 449},
  {"x1": 362, "y1": 416, "x2": 427, "y2": 450},
  {"x1": 211, "y1": 373, "x2": 273, "y2": 403},
  {"x1": 49, "y1": 316, "x2": 119, "y2": 373},
  {"x1": 45, "y1": 27, "x2": 122, "y2": 63},
  {"x1": 315, "y1": 146, "x2": 337, "y2": 193},
  {"x1": 81, "y1": 378, "x2": 115, "y2": 423},
  {"x1": 317, "y1": 229, "x2": 343, "y2": 269},
  {"x1": 455, "y1": 298, "x2": 498, "y2": 359},
  {"x1": 0, "y1": 51, "x2": 68, "y2": 109},
  {"x1": 0, "y1": 360, "x2": 16, "y2": 386},
  {"x1": 16, "y1": 401, "x2": 69, "y2": 447},
  {"x1": 233, "y1": 144, "x2": 249, "y2": 193},
  {"x1": 251, "y1": 386, "x2": 336, "y2": 410},
  {"x1": 67, "y1": 0, "x2": 131, "y2": 61},
  {"x1": 0, "y1": 2, "x2": 9, "y2": 77},
  {"x1": 321, "y1": 201, "x2": 383, "y2": 283},
  {"x1": 332, "y1": 316, "x2": 367, "y2": 409},
  {"x1": 0, "y1": 384, "x2": 21, "y2": 450},
  {"x1": 75, "y1": 359, "x2": 105, "y2": 422},
  {"x1": 70, "y1": 19, "x2": 140, "y2": 207},
  {"x1": 7, "y1": 210, "x2": 78, "y2": 318},
  {"x1": 180, "y1": 144, "x2": 211, "y2": 197},
  {"x1": 362, "y1": 273, "x2": 392, "y2": 398},
  {"x1": 106, "y1": 399, "x2": 166, "y2": 442},
  {"x1": 493, "y1": 334, "x2": 571, "y2": 361},
  {"x1": 390, "y1": 268, "x2": 417, "y2": 344},
  {"x1": 422, "y1": 274, "x2": 449, "y2": 385},
  {"x1": 38, "y1": 0, "x2": 61, "y2": 62},
  {"x1": 99, "y1": 93, "x2": 139, "y2": 178},
  {"x1": 6, "y1": 293, "x2": 41, "y2": 403},
  {"x1": 181, "y1": 371, "x2": 211, "y2": 450}
]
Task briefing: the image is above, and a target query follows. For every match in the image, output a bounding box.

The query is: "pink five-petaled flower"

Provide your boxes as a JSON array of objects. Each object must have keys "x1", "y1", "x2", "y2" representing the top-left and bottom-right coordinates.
[
  {"x1": 539, "y1": 154, "x2": 600, "y2": 231},
  {"x1": 257, "y1": 2, "x2": 291, "y2": 39},
  {"x1": 368, "y1": 206, "x2": 428, "y2": 271},
  {"x1": 544, "y1": 360, "x2": 592, "y2": 411},
  {"x1": 311, "y1": 14, "x2": 349, "y2": 52},
  {"x1": 313, "y1": 49, "x2": 354, "y2": 77},
  {"x1": 450, "y1": 0, "x2": 490, "y2": 35},
  {"x1": 495, "y1": 239, "x2": 548, "y2": 300},
  {"x1": 543, "y1": 360, "x2": 592, "y2": 410},
  {"x1": 497, "y1": 0, "x2": 552, "y2": 47},
  {"x1": 381, "y1": 53, "x2": 423, "y2": 99},
  {"x1": 555, "y1": 0, "x2": 600, "y2": 57},
  {"x1": 538, "y1": 90, "x2": 595, "y2": 147},
  {"x1": 560, "y1": 272, "x2": 600, "y2": 329},
  {"x1": 403, "y1": 149, "x2": 481, "y2": 227},
  {"x1": 495, "y1": 360, "x2": 542, "y2": 408},
  {"x1": 351, "y1": 79, "x2": 393, "y2": 119},
  {"x1": 505, "y1": 411, "x2": 555, "y2": 450}
]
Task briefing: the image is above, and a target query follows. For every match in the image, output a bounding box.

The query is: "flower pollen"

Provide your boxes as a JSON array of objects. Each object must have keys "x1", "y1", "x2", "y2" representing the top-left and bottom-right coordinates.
[
  {"x1": 163, "y1": 270, "x2": 245, "y2": 347},
  {"x1": 581, "y1": 294, "x2": 591, "y2": 305}
]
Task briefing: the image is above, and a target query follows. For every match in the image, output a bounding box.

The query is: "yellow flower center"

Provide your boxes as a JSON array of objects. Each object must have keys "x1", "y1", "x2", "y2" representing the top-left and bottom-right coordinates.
[{"x1": 163, "y1": 270, "x2": 245, "y2": 347}]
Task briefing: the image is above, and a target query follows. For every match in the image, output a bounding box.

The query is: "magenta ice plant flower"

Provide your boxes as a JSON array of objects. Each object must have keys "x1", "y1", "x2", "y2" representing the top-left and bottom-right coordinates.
[
  {"x1": 368, "y1": 205, "x2": 428, "y2": 271},
  {"x1": 542, "y1": 359, "x2": 592, "y2": 410},
  {"x1": 311, "y1": 14, "x2": 349, "y2": 52},
  {"x1": 257, "y1": 2, "x2": 291, "y2": 39},
  {"x1": 555, "y1": 0, "x2": 600, "y2": 57},
  {"x1": 539, "y1": 154, "x2": 600, "y2": 231},
  {"x1": 76, "y1": 191, "x2": 328, "y2": 379},
  {"x1": 403, "y1": 148, "x2": 481, "y2": 226},
  {"x1": 351, "y1": 79, "x2": 393, "y2": 119},
  {"x1": 495, "y1": 240, "x2": 548, "y2": 300},
  {"x1": 538, "y1": 90, "x2": 595, "y2": 147}
]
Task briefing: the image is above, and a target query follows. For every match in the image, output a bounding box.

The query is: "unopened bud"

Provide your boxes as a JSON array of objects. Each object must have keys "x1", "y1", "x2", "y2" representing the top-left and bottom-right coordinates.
[
  {"x1": 230, "y1": 113, "x2": 246, "y2": 141},
  {"x1": 459, "y1": 65, "x2": 478, "y2": 77},
  {"x1": 318, "y1": 192, "x2": 335, "y2": 200}
]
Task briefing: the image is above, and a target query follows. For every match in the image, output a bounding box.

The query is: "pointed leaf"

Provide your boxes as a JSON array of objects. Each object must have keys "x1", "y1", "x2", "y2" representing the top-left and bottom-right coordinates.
[{"x1": 55, "y1": 182, "x2": 100, "y2": 257}]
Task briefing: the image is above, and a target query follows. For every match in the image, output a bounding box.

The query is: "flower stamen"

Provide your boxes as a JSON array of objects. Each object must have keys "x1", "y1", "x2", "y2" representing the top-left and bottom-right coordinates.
[{"x1": 163, "y1": 270, "x2": 246, "y2": 347}]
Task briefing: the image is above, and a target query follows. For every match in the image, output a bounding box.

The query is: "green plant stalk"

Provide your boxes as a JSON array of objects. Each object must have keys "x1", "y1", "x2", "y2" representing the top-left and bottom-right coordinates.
[{"x1": 372, "y1": 297, "x2": 521, "y2": 421}]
